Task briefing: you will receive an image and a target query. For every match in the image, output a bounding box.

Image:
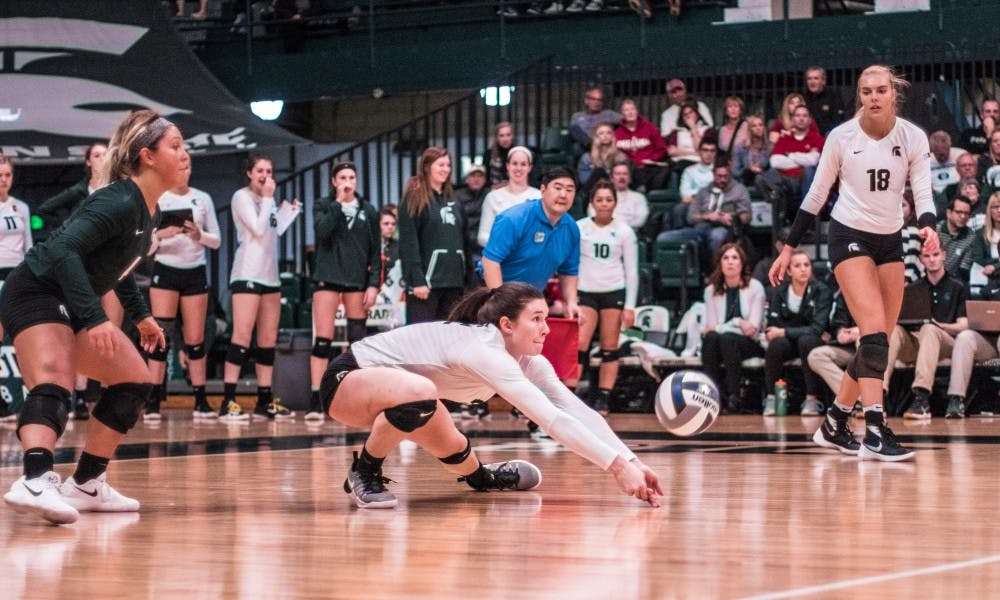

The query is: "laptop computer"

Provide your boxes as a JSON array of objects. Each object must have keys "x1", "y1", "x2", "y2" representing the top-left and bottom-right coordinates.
[
  {"x1": 897, "y1": 285, "x2": 932, "y2": 327},
  {"x1": 966, "y1": 300, "x2": 1000, "y2": 332}
]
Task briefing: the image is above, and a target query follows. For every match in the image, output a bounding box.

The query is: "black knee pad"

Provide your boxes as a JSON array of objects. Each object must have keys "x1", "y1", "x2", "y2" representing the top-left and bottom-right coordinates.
[
  {"x1": 184, "y1": 341, "x2": 206, "y2": 361},
  {"x1": 383, "y1": 399, "x2": 437, "y2": 432},
  {"x1": 578, "y1": 350, "x2": 589, "y2": 366},
  {"x1": 439, "y1": 435, "x2": 472, "y2": 465},
  {"x1": 346, "y1": 318, "x2": 367, "y2": 344},
  {"x1": 600, "y1": 348, "x2": 620, "y2": 362},
  {"x1": 255, "y1": 346, "x2": 275, "y2": 367},
  {"x1": 226, "y1": 343, "x2": 249, "y2": 366},
  {"x1": 17, "y1": 384, "x2": 71, "y2": 438},
  {"x1": 92, "y1": 382, "x2": 153, "y2": 434},
  {"x1": 312, "y1": 337, "x2": 333, "y2": 359},
  {"x1": 856, "y1": 332, "x2": 889, "y2": 380},
  {"x1": 845, "y1": 353, "x2": 858, "y2": 381}
]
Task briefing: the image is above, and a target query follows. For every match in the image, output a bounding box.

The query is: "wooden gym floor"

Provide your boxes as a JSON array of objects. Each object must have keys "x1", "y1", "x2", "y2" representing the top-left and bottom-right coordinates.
[{"x1": 3, "y1": 402, "x2": 1000, "y2": 599}]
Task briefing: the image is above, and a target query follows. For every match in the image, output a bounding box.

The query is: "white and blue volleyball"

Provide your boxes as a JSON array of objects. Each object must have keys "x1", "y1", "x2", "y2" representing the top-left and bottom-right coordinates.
[{"x1": 655, "y1": 370, "x2": 720, "y2": 437}]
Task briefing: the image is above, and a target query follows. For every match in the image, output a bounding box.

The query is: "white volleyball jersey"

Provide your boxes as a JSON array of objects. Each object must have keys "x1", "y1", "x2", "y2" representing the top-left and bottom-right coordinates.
[
  {"x1": 229, "y1": 187, "x2": 280, "y2": 286},
  {"x1": 0, "y1": 197, "x2": 32, "y2": 268},
  {"x1": 801, "y1": 117, "x2": 934, "y2": 235},
  {"x1": 351, "y1": 322, "x2": 636, "y2": 469},
  {"x1": 477, "y1": 185, "x2": 540, "y2": 247},
  {"x1": 155, "y1": 187, "x2": 221, "y2": 269},
  {"x1": 576, "y1": 217, "x2": 639, "y2": 308}
]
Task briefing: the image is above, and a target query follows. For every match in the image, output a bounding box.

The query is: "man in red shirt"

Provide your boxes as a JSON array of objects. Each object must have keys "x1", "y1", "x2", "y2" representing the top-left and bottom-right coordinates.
[{"x1": 757, "y1": 105, "x2": 825, "y2": 224}]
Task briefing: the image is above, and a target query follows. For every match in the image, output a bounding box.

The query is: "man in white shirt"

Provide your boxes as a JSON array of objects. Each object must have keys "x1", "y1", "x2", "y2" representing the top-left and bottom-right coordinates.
[{"x1": 660, "y1": 78, "x2": 713, "y2": 139}]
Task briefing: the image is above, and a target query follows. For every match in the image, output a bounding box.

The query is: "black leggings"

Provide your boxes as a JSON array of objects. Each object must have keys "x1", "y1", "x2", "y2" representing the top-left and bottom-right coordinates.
[
  {"x1": 701, "y1": 331, "x2": 763, "y2": 398},
  {"x1": 764, "y1": 334, "x2": 824, "y2": 397}
]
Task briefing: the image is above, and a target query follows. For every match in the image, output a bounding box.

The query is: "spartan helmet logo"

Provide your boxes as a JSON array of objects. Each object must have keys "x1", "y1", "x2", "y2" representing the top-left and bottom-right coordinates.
[
  {"x1": 641, "y1": 313, "x2": 652, "y2": 328},
  {"x1": 439, "y1": 204, "x2": 456, "y2": 226}
]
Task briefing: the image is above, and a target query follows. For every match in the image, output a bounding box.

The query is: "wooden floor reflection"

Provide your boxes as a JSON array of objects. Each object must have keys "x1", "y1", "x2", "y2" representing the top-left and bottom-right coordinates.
[{"x1": 3, "y1": 411, "x2": 1000, "y2": 599}]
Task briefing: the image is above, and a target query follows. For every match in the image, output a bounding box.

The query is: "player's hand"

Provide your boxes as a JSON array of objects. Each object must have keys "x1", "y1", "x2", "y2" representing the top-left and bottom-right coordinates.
[
  {"x1": 262, "y1": 176, "x2": 276, "y2": 198},
  {"x1": 917, "y1": 226, "x2": 940, "y2": 255},
  {"x1": 137, "y1": 317, "x2": 167, "y2": 355},
  {"x1": 633, "y1": 459, "x2": 664, "y2": 502},
  {"x1": 621, "y1": 308, "x2": 635, "y2": 329},
  {"x1": 609, "y1": 456, "x2": 660, "y2": 507},
  {"x1": 182, "y1": 220, "x2": 201, "y2": 242},
  {"x1": 156, "y1": 225, "x2": 183, "y2": 240},
  {"x1": 86, "y1": 321, "x2": 119, "y2": 358},
  {"x1": 564, "y1": 300, "x2": 581, "y2": 320},
  {"x1": 363, "y1": 286, "x2": 378, "y2": 310},
  {"x1": 411, "y1": 285, "x2": 430, "y2": 300},
  {"x1": 768, "y1": 245, "x2": 794, "y2": 286}
]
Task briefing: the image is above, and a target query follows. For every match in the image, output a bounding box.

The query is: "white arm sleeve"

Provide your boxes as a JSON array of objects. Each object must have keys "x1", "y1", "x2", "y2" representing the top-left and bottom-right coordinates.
[
  {"x1": 477, "y1": 194, "x2": 499, "y2": 248},
  {"x1": 768, "y1": 153, "x2": 797, "y2": 170},
  {"x1": 621, "y1": 226, "x2": 639, "y2": 309},
  {"x1": 232, "y1": 192, "x2": 274, "y2": 238},
  {"x1": 199, "y1": 195, "x2": 222, "y2": 250},
  {"x1": 907, "y1": 131, "x2": 935, "y2": 219},
  {"x1": 791, "y1": 151, "x2": 821, "y2": 167},
  {"x1": 800, "y1": 132, "x2": 844, "y2": 215}
]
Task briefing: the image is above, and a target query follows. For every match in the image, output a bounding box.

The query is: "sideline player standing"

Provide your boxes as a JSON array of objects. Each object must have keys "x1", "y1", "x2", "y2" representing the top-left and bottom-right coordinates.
[{"x1": 770, "y1": 65, "x2": 939, "y2": 461}]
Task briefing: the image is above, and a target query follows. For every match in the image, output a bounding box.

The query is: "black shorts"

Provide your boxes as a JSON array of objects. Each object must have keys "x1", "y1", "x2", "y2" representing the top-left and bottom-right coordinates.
[
  {"x1": 230, "y1": 280, "x2": 280, "y2": 295},
  {"x1": 151, "y1": 263, "x2": 209, "y2": 296},
  {"x1": 827, "y1": 219, "x2": 903, "y2": 270},
  {"x1": 314, "y1": 281, "x2": 365, "y2": 294},
  {"x1": 319, "y1": 349, "x2": 360, "y2": 412},
  {"x1": 0, "y1": 264, "x2": 86, "y2": 339},
  {"x1": 579, "y1": 289, "x2": 626, "y2": 312}
]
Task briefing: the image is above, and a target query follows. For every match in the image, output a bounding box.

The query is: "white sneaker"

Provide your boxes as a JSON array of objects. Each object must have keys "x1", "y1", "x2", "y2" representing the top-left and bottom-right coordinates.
[
  {"x1": 218, "y1": 400, "x2": 250, "y2": 422},
  {"x1": 584, "y1": 0, "x2": 604, "y2": 9},
  {"x1": 60, "y1": 473, "x2": 139, "y2": 512},
  {"x1": 304, "y1": 410, "x2": 324, "y2": 422},
  {"x1": 566, "y1": 0, "x2": 586, "y2": 11},
  {"x1": 4, "y1": 472, "x2": 79, "y2": 524}
]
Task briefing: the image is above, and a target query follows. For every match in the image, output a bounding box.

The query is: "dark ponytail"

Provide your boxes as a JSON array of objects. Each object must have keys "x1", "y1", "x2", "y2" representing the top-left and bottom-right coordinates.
[{"x1": 448, "y1": 283, "x2": 544, "y2": 326}]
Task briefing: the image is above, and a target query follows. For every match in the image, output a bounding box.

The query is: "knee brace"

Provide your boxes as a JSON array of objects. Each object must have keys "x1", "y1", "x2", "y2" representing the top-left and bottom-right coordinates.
[
  {"x1": 17, "y1": 384, "x2": 71, "y2": 438},
  {"x1": 184, "y1": 341, "x2": 206, "y2": 361},
  {"x1": 92, "y1": 382, "x2": 153, "y2": 434},
  {"x1": 255, "y1": 346, "x2": 275, "y2": 367},
  {"x1": 147, "y1": 318, "x2": 174, "y2": 362},
  {"x1": 855, "y1": 332, "x2": 889, "y2": 380},
  {"x1": 439, "y1": 434, "x2": 472, "y2": 465},
  {"x1": 346, "y1": 318, "x2": 367, "y2": 345},
  {"x1": 600, "y1": 348, "x2": 620, "y2": 362},
  {"x1": 226, "y1": 343, "x2": 249, "y2": 367},
  {"x1": 312, "y1": 337, "x2": 333, "y2": 359},
  {"x1": 383, "y1": 399, "x2": 437, "y2": 432}
]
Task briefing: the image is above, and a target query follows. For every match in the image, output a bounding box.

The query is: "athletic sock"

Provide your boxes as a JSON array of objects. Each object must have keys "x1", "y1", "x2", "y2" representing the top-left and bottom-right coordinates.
[
  {"x1": 193, "y1": 385, "x2": 207, "y2": 407},
  {"x1": 257, "y1": 386, "x2": 272, "y2": 407},
  {"x1": 72, "y1": 451, "x2": 109, "y2": 484},
  {"x1": 24, "y1": 448, "x2": 55, "y2": 479},
  {"x1": 223, "y1": 383, "x2": 237, "y2": 404},
  {"x1": 864, "y1": 404, "x2": 885, "y2": 428},
  {"x1": 310, "y1": 390, "x2": 320, "y2": 408},
  {"x1": 357, "y1": 446, "x2": 384, "y2": 474},
  {"x1": 460, "y1": 463, "x2": 493, "y2": 490},
  {"x1": 826, "y1": 402, "x2": 851, "y2": 427}
]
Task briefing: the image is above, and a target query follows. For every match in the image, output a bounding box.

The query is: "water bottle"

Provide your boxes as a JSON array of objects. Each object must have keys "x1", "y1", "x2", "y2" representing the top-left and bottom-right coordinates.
[{"x1": 774, "y1": 379, "x2": 788, "y2": 417}]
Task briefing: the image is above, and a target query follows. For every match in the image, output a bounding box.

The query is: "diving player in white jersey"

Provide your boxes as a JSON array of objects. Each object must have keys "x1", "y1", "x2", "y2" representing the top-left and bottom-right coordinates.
[
  {"x1": 0, "y1": 157, "x2": 32, "y2": 422},
  {"x1": 221, "y1": 155, "x2": 301, "y2": 422},
  {"x1": 145, "y1": 183, "x2": 221, "y2": 421},
  {"x1": 770, "y1": 65, "x2": 941, "y2": 461},
  {"x1": 565, "y1": 181, "x2": 638, "y2": 415},
  {"x1": 319, "y1": 283, "x2": 663, "y2": 509}
]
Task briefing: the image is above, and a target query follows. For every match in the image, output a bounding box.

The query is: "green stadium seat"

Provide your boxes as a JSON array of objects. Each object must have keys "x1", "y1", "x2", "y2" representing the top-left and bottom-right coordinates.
[{"x1": 653, "y1": 238, "x2": 701, "y2": 312}]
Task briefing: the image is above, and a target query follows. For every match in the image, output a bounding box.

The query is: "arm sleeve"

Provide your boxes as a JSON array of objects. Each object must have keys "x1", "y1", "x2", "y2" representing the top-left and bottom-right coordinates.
[
  {"x1": 630, "y1": 193, "x2": 649, "y2": 229},
  {"x1": 20, "y1": 201, "x2": 33, "y2": 251},
  {"x1": 476, "y1": 193, "x2": 499, "y2": 248},
  {"x1": 465, "y1": 349, "x2": 634, "y2": 469},
  {"x1": 396, "y1": 201, "x2": 427, "y2": 288},
  {"x1": 232, "y1": 191, "x2": 274, "y2": 238},
  {"x1": 313, "y1": 198, "x2": 346, "y2": 243},
  {"x1": 114, "y1": 275, "x2": 151, "y2": 324},
  {"x1": 907, "y1": 129, "x2": 936, "y2": 221},
  {"x1": 36, "y1": 185, "x2": 80, "y2": 223},
  {"x1": 198, "y1": 194, "x2": 221, "y2": 250},
  {"x1": 621, "y1": 226, "x2": 639, "y2": 309},
  {"x1": 366, "y1": 204, "x2": 382, "y2": 289},
  {"x1": 768, "y1": 153, "x2": 798, "y2": 170},
  {"x1": 702, "y1": 286, "x2": 719, "y2": 330},
  {"x1": 679, "y1": 168, "x2": 699, "y2": 199},
  {"x1": 800, "y1": 131, "x2": 843, "y2": 215}
]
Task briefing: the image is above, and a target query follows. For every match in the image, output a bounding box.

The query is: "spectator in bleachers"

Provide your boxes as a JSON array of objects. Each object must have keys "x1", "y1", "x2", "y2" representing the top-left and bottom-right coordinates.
[
  {"x1": 478, "y1": 146, "x2": 540, "y2": 248},
  {"x1": 661, "y1": 160, "x2": 750, "y2": 275},
  {"x1": 456, "y1": 164, "x2": 488, "y2": 254},
  {"x1": 928, "y1": 130, "x2": 964, "y2": 204},
  {"x1": 717, "y1": 96, "x2": 749, "y2": 159},
  {"x1": 901, "y1": 188, "x2": 925, "y2": 284},
  {"x1": 36, "y1": 143, "x2": 108, "y2": 234},
  {"x1": 569, "y1": 88, "x2": 619, "y2": 155},
  {"x1": 762, "y1": 250, "x2": 832, "y2": 416},
  {"x1": 486, "y1": 121, "x2": 515, "y2": 188},
  {"x1": 885, "y1": 244, "x2": 972, "y2": 420},
  {"x1": 807, "y1": 291, "x2": 860, "y2": 416},
  {"x1": 757, "y1": 105, "x2": 824, "y2": 224},
  {"x1": 943, "y1": 152, "x2": 979, "y2": 203},
  {"x1": 666, "y1": 100, "x2": 717, "y2": 175},
  {"x1": 678, "y1": 139, "x2": 719, "y2": 206},
  {"x1": 592, "y1": 162, "x2": 649, "y2": 231},
  {"x1": 958, "y1": 98, "x2": 998, "y2": 155},
  {"x1": 567, "y1": 181, "x2": 638, "y2": 415},
  {"x1": 308, "y1": 161, "x2": 381, "y2": 420},
  {"x1": 769, "y1": 93, "x2": 820, "y2": 144},
  {"x1": 937, "y1": 196, "x2": 975, "y2": 282},
  {"x1": 700, "y1": 242, "x2": 765, "y2": 413},
  {"x1": 977, "y1": 129, "x2": 1000, "y2": 192},
  {"x1": 732, "y1": 115, "x2": 772, "y2": 188},
  {"x1": 957, "y1": 176, "x2": 987, "y2": 228},
  {"x1": 802, "y1": 66, "x2": 846, "y2": 136},
  {"x1": 578, "y1": 122, "x2": 626, "y2": 187},
  {"x1": 615, "y1": 99, "x2": 670, "y2": 193},
  {"x1": 660, "y1": 78, "x2": 713, "y2": 139},
  {"x1": 379, "y1": 205, "x2": 399, "y2": 287},
  {"x1": 969, "y1": 192, "x2": 1000, "y2": 299},
  {"x1": 398, "y1": 147, "x2": 468, "y2": 322}
]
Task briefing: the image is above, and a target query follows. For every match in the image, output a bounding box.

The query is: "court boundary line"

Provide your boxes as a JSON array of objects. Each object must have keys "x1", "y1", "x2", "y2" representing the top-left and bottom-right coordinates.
[{"x1": 738, "y1": 554, "x2": 1000, "y2": 599}]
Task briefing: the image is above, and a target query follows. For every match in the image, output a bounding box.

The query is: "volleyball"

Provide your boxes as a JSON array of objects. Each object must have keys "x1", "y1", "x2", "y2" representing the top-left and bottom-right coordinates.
[{"x1": 655, "y1": 370, "x2": 720, "y2": 437}]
